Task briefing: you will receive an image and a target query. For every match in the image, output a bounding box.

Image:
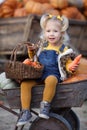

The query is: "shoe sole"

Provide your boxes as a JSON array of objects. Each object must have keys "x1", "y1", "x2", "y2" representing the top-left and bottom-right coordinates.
[
  {"x1": 16, "y1": 116, "x2": 32, "y2": 126},
  {"x1": 16, "y1": 121, "x2": 28, "y2": 126},
  {"x1": 39, "y1": 113, "x2": 49, "y2": 119}
]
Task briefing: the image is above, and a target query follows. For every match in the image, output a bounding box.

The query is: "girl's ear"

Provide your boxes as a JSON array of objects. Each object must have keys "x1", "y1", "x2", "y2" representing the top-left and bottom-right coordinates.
[{"x1": 61, "y1": 32, "x2": 64, "y2": 35}]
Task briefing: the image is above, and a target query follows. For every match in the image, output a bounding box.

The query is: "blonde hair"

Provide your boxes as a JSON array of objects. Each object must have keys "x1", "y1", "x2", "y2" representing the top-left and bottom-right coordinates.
[
  {"x1": 40, "y1": 13, "x2": 69, "y2": 43},
  {"x1": 40, "y1": 13, "x2": 69, "y2": 32}
]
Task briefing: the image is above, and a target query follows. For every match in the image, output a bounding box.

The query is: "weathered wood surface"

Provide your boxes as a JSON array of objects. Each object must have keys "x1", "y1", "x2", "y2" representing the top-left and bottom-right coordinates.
[
  {"x1": 1, "y1": 79, "x2": 87, "y2": 109},
  {"x1": 0, "y1": 17, "x2": 27, "y2": 52}
]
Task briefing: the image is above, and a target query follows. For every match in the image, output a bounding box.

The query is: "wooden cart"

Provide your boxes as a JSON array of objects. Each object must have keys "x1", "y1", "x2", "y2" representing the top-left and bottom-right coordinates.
[
  {"x1": 0, "y1": 14, "x2": 87, "y2": 130},
  {"x1": 0, "y1": 79, "x2": 87, "y2": 130}
]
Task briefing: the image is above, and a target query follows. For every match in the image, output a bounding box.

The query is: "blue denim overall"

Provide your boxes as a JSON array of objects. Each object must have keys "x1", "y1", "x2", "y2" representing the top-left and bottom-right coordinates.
[{"x1": 38, "y1": 50, "x2": 61, "y2": 82}]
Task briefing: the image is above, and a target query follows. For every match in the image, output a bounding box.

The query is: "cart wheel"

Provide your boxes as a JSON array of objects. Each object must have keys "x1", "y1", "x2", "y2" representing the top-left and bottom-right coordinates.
[
  {"x1": 52, "y1": 109, "x2": 80, "y2": 130},
  {"x1": 29, "y1": 112, "x2": 72, "y2": 130},
  {"x1": 63, "y1": 109, "x2": 80, "y2": 130}
]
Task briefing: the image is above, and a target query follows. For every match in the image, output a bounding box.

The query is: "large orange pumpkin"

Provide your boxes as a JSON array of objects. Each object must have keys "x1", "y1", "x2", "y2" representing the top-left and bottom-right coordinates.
[{"x1": 25, "y1": 1, "x2": 43, "y2": 14}]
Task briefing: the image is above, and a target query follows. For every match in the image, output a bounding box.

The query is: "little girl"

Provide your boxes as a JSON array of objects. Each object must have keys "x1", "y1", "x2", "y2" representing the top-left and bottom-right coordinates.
[{"x1": 17, "y1": 14, "x2": 81, "y2": 126}]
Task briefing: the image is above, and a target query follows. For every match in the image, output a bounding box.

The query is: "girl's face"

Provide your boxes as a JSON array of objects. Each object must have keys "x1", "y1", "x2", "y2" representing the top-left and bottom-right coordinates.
[{"x1": 44, "y1": 20, "x2": 62, "y2": 45}]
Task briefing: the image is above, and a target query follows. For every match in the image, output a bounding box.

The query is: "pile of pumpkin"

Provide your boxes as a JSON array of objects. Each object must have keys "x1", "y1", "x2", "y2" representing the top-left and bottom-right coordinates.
[{"x1": 0, "y1": 0, "x2": 87, "y2": 21}]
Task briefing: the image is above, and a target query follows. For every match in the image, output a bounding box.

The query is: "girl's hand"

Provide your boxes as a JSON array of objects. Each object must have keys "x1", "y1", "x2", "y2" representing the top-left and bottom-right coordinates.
[
  {"x1": 27, "y1": 44, "x2": 36, "y2": 59},
  {"x1": 68, "y1": 54, "x2": 82, "y2": 72},
  {"x1": 27, "y1": 44, "x2": 38, "y2": 60}
]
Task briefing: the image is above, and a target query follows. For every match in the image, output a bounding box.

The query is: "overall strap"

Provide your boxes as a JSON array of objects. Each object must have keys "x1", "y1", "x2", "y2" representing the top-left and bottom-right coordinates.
[{"x1": 59, "y1": 44, "x2": 66, "y2": 53}]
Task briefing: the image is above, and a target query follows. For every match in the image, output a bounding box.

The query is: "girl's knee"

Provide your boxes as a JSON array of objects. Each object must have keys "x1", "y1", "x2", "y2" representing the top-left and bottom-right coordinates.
[
  {"x1": 45, "y1": 75, "x2": 58, "y2": 84},
  {"x1": 21, "y1": 80, "x2": 37, "y2": 88}
]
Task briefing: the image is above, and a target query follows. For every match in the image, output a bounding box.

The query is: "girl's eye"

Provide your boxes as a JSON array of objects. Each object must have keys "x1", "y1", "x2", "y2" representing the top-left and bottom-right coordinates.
[
  {"x1": 54, "y1": 30, "x2": 58, "y2": 32},
  {"x1": 46, "y1": 30, "x2": 50, "y2": 32}
]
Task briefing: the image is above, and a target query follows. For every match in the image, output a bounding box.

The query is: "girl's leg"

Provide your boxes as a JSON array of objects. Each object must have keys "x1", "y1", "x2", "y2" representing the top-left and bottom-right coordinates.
[
  {"x1": 17, "y1": 80, "x2": 38, "y2": 126},
  {"x1": 39, "y1": 75, "x2": 58, "y2": 119},
  {"x1": 43, "y1": 75, "x2": 58, "y2": 102},
  {"x1": 21, "y1": 80, "x2": 38, "y2": 110}
]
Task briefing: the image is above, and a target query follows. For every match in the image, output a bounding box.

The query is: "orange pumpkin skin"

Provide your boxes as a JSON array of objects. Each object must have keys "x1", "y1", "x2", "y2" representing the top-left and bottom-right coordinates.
[
  {"x1": 0, "y1": 5, "x2": 3, "y2": 17},
  {"x1": 32, "y1": 0, "x2": 49, "y2": 3},
  {"x1": 83, "y1": 0, "x2": 87, "y2": 8},
  {"x1": 1, "y1": 0, "x2": 17, "y2": 18},
  {"x1": 41, "y1": 3, "x2": 53, "y2": 14},
  {"x1": 14, "y1": 8, "x2": 27, "y2": 17},
  {"x1": 16, "y1": 0, "x2": 24, "y2": 8},
  {"x1": 22, "y1": 0, "x2": 29, "y2": 5},
  {"x1": 45, "y1": 9, "x2": 60, "y2": 16},
  {"x1": 49, "y1": 0, "x2": 68, "y2": 9},
  {"x1": 25, "y1": 1, "x2": 43, "y2": 14},
  {"x1": 84, "y1": 9, "x2": 87, "y2": 17},
  {"x1": 24, "y1": 1, "x2": 34, "y2": 13},
  {"x1": 61, "y1": 6, "x2": 86, "y2": 20},
  {"x1": 32, "y1": 2, "x2": 43, "y2": 15}
]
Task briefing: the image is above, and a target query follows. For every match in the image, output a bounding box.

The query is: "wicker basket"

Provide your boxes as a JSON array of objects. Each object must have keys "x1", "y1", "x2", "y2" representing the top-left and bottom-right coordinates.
[{"x1": 5, "y1": 42, "x2": 44, "y2": 81}]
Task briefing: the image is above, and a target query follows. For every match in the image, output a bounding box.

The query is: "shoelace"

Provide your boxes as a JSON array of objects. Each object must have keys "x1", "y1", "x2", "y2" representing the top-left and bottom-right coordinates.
[
  {"x1": 21, "y1": 111, "x2": 29, "y2": 120},
  {"x1": 40, "y1": 103, "x2": 50, "y2": 113}
]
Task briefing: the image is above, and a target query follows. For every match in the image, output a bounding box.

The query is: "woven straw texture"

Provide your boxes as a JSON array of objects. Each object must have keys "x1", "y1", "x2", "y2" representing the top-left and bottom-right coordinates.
[{"x1": 5, "y1": 42, "x2": 43, "y2": 81}]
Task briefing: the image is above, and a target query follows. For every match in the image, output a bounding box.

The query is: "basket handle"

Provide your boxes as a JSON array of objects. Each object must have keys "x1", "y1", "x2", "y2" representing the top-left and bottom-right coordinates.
[
  {"x1": 10, "y1": 43, "x2": 22, "y2": 62},
  {"x1": 10, "y1": 42, "x2": 37, "y2": 62}
]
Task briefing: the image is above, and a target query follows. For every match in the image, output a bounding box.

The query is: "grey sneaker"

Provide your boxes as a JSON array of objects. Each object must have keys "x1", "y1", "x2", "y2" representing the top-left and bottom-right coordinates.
[
  {"x1": 16, "y1": 110, "x2": 32, "y2": 126},
  {"x1": 39, "y1": 101, "x2": 50, "y2": 119}
]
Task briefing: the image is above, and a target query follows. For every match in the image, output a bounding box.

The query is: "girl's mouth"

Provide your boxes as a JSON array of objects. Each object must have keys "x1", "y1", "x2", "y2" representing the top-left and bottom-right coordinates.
[{"x1": 49, "y1": 38, "x2": 55, "y2": 41}]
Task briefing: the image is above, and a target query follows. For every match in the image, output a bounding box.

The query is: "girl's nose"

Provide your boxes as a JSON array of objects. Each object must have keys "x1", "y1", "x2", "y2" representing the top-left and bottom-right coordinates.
[{"x1": 50, "y1": 31, "x2": 54, "y2": 35}]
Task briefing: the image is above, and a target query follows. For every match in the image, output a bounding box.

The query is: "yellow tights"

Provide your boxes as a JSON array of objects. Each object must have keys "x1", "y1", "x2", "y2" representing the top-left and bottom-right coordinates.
[{"x1": 21, "y1": 75, "x2": 58, "y2": 110}]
